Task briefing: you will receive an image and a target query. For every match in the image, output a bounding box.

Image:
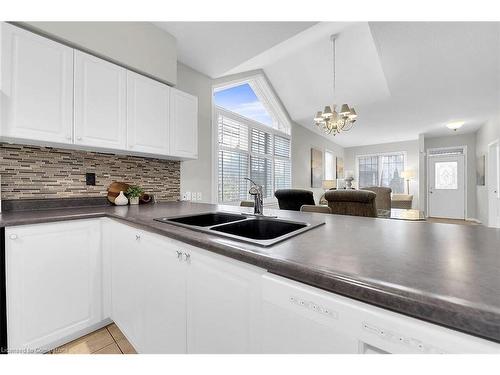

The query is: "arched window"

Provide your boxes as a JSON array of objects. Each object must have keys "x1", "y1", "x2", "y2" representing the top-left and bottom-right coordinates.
[{"x1": 213, "y1": 74, "x2": 292, "y2": 203}]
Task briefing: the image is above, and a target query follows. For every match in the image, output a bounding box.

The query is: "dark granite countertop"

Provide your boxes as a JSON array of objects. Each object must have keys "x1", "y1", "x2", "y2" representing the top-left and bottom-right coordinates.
[{"x1": 1, "y1": 201, "x2": 500, "y2": 343}]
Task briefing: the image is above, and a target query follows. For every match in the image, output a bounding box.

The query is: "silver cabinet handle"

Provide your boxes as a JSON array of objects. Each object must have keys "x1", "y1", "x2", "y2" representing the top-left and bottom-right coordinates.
[
  {"x1": 183, "y1": 252, "x2": 191, "y2": 262},
  {"x1": 9, "y1": 234, "x2": 18, "y2": 240},
  {"x1": 135, "y1": 234, "x2": 141, "y2": 240},
  {"x1": 176, "y1": 250, "x2": 183, "y2": 259}
]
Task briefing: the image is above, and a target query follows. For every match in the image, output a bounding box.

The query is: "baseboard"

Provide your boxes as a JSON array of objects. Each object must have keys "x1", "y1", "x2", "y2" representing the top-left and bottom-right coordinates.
[
  {"x1": 466, "y1": 218, "x2": 482, "y2": 224},
  {"x1": 41, "y1": 317, "x2": 113, "y2": 353}
]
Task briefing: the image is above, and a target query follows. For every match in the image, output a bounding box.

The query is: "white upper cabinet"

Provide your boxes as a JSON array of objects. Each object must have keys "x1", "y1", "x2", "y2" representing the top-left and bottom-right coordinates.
[
  {"x1": 169, "y1": 87, "x2": 198, "y2": 158},
  {"x1": 74, "y1": 50, "x2": 127, "y2": 149},
  {"x1": 0, "y1": 23, "x2": 74, "y2": 143},
  {"x1": 127, "y1": 71, "x2": 170, "y2": 155},
  {"x1": 1, "y1": 23, "x2": 198, "y2": 160}
]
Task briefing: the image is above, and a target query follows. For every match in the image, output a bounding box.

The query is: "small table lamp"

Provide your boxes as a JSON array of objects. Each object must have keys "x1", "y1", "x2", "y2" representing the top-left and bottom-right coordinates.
[
  {"x1": 401, "y1": 169, "x2": 415, "y2": 195},
  {"x1": 344, "y1": 170, "x2": 355, "y2": 189}
]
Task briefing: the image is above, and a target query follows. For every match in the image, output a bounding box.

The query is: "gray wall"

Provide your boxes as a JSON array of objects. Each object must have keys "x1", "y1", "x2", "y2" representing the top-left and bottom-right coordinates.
[
  {"x1": 344, "y1": 140, "x2": 420, "y2": 208},
  {"x1": 475, "y1": 117, "x2": 500, "y2": 225},
  {"x1": 291, "y1": 124, "x2": 344, "y2": 203},
  {"x1": 18, "y1": 22, "x2": 177, "y2": 85},
  {"x1": 176, "y1": 63, "x2": 214, "y2": 203},
  {"x1": 424, "y1": 133, "x2": 477, "y2": 219}
]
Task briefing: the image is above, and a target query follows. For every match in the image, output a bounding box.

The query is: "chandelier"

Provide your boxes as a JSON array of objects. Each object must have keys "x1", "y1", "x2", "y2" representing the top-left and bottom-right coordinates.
[{"x1": 314, "y1": 35, "x2": 357, "y2": 136}]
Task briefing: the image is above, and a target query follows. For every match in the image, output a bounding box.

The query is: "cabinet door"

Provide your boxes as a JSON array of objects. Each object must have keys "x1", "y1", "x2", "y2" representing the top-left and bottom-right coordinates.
[
  {"x1": 110, "y1": 221, "x2": 187, "y2": 353},
  {"x1": 127, "y1": 71, "x2": 170, "y2": 155},
  {"x1": 169, "y1": 88, "x2": 198, "y2": 158},
  {"x1": 1, "y1": 23, "x2": 73, "y2": 144},
  {"x1": 109, "y1": 221, "x2": 142, "y2": 349},
  {"x1": 5, "y1": 220, "x2": 102, "y2": 352},
  {"x1": 186, "y1": 248, "x2": 264, "y2": 353},
  {"x1": 136, "y1": 231, "x2": 186, "y2": 353},
  {"x1": 74, "y1": 50, "x2": 126, "y2": 149}
]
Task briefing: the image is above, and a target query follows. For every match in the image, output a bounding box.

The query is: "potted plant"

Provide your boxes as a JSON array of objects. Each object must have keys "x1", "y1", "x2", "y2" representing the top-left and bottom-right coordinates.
[{"x1": 126, "y1": 185, "x2": 144, "y2": 205}]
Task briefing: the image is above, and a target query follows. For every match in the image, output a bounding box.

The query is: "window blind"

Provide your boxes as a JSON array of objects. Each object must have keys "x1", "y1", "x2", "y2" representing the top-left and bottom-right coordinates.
[
  {"x1": 274, "y1": 135, "x2": 290, "y2": 158},
  {"x1": 216, "y1": 107, "x2": 291, "y2": 203},
  {"x1": 274, "y1": 159, "x2": 291, "y2": 191},
  {"x1": 251, "y1": 128, "x2": 273, "y2": 155},
  {"x1": 218, "y1": 150, "x2": 249, "y2": 202},
  {"x1": 250, "y1": 156, "x2": 273, "y2": 198},
  {"x1": 218, "y1": 114, "x2": 248, "y2": 151}
]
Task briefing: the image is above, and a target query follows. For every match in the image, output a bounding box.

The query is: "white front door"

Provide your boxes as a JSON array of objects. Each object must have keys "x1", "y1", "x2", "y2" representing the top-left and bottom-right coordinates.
[
  {"x1": 488, "y1": 142, "x2": 500, "y2": 228},
  {"x1": 428, "y1": 154, "x2": 465, "y2": 219}
]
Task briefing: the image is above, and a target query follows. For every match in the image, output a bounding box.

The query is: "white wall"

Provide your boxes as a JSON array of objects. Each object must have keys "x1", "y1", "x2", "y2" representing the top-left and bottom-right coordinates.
[
  {"x1": 475, "y1": 117, "x2": 500, "y2": 225},
  {"x1": 344, "y1": 140, "x2": 420, "y2": 208},
  {"x1": 424, "y1": 133, "x2": 477, "y2": 219},
  {"x1": 291, "y1": 124, "x2": 344, "y2": 203},
  {"x1": 176, "y1": 63, "x2": 213, "y2": 203},
  {"x1": 17, "y1": 22, "x2": 178, "y2": 85}
]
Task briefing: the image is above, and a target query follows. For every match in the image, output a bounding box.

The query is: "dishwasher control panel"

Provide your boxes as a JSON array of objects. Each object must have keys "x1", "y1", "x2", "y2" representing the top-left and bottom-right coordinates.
[
  {"x1": 289, "y1": 295, "x2": 338, "y2": 319},
  {"x1": 362, "y1": 322, "x2": 446, "y2": 354}
]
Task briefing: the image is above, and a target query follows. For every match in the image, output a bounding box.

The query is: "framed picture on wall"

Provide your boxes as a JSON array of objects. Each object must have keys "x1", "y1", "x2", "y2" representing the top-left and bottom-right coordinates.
[
  {"x1": 336, "y1": 157, "x2": 344, "y2": 179},
  {"x1": 311, "y1": 148, "x2": 324, "y2": 188}
]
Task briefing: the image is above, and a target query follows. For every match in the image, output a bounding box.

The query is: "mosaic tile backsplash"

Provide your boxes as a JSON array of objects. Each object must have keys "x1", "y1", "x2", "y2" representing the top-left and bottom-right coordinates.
[{"x1": 0, "y1": 143, "x2": 180, "y2": 201}]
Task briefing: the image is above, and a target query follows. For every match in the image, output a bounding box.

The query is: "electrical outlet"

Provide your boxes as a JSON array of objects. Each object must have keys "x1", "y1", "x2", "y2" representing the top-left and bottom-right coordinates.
[
  {"x1": 196, "y1": 192, "x2": 202, "y2": 201},
  {"x1": 85, "y1": 172, "x2": 96, "y2": 186},
  {"x1": 183, "y1": 191, "x2": 192, "y2": 201}
]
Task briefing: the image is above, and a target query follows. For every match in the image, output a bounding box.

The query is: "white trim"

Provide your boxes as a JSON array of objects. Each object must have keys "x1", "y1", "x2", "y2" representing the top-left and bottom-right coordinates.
[
  {"x1": 212, "y1": 73, "x2": 292, "y2": 136},
  {"x1": 426, "y1": 145, "x2": 468, "y2": 219},
  {"x1": 487, "y1": 139, "x2": 500, "y2": 228},
  {"x1": 466, "y1": 218, "x2": 482, "y2": 224}
]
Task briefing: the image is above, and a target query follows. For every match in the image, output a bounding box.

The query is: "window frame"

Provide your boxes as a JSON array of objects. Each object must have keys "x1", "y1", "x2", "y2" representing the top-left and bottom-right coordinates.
[
  {"x1": 214, "y1": 106, "x2": 292, "y2": 204},
  {"x1": 355, "y1": 151, "x2": 407, "y2": 192}
]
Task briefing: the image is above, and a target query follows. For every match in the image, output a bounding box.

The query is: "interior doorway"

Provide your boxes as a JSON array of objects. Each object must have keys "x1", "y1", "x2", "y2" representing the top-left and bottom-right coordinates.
[
  {"x1": 488, "y1": 140, "x2": 500, "y2": 228},
  {"x1": 427, "y1": 147, "x2": 466, "y2": 219}
]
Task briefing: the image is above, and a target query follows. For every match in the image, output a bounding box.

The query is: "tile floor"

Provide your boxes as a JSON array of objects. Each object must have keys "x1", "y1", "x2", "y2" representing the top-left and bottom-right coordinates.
[{"x1": 50, "y1": 323, "x2": 136, "y2": 354}]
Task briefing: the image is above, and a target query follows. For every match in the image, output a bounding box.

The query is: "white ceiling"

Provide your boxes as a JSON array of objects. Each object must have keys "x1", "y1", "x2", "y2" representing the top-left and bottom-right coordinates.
[
  {"x1": 153, "y1": 22, "x2": 316, "y2": 78},
  {"x1": 154, "y1": 21, "x2": 500, "y2": 147}
]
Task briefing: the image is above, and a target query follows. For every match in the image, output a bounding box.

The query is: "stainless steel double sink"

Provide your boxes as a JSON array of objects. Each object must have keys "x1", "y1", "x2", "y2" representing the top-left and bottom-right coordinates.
[{"x1": 154, "y1": 212, "x2": 324, "y2": 247}]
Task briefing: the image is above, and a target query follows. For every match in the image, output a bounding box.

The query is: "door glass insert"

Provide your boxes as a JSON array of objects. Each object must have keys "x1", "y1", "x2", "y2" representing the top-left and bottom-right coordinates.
[{"x1": 435, "y1": 161, "x2": 458, "y2": 189}]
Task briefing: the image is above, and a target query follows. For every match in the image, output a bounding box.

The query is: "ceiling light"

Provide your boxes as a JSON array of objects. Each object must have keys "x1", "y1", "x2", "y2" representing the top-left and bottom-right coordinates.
[
  {"x1": 313, "y1": 35, "x2": 357, "y2": 136},
  {"x1": 446, "y1": 121, "x2": 465, "y2": 131}
]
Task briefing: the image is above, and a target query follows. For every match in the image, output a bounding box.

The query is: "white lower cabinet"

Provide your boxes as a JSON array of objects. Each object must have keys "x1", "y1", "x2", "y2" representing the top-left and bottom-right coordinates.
[
  {"x1": 110, "y1": 220, "x2": 186, "y2": 353},
  {"x1": 6, "y1": 218, "x2": 500, "y2": 354},
  {"x1": 108, "y1": 219, "x2": 264, "y2": 354},
  {"x1": 5, "y1": 219, "x2": 103, "y2": 352},
  {"x1": 186, "y1": 247, "x2": 263, "y2": 353}
]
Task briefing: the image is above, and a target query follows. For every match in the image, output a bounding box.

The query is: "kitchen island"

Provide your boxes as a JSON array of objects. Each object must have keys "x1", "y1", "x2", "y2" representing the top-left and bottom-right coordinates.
[{"x1": 1, "y1": 201, "x2": 500, "y2": 351}]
